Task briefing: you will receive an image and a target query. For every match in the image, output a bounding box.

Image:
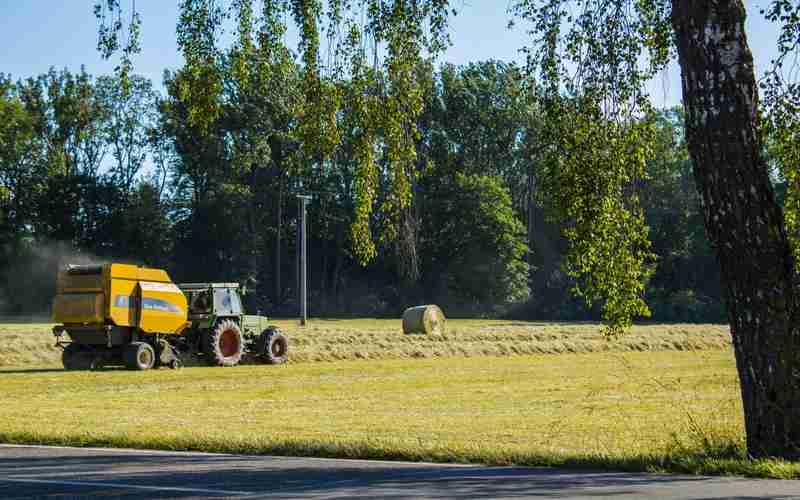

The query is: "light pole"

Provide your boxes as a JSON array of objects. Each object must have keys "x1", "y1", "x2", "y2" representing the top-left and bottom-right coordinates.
[{"x1": 297, "y1": 195, "x2": 312, "y2": 326}]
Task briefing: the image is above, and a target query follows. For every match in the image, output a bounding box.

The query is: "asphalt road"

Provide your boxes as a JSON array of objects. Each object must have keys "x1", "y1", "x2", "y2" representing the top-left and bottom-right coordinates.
[{"x1": 0, "y1": 444, "x2": 799, "y2": 499}]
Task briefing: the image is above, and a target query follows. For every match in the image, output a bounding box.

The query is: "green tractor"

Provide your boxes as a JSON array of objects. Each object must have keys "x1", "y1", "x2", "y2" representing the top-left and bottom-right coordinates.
[{"x1": 178, "y1": 283, "x2": 289, "y2": 367}]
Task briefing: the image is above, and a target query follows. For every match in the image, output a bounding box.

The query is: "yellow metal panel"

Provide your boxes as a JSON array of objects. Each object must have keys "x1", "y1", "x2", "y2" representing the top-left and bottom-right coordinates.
[
  {"x1": 53, "y1": 262, "x2": 189, "y2": 334},
  {"x1": 137, "y1": 281, "x2": 190, "y2": 335},
  {"x1": 137, "y1": 267, "x2": 172, "y2": 283},
  {"x1": 108, "y1": 276, "x2": 138, "y2": 327},
  {"x1": 52, "y1": 293, "x2": 104, "y2": 324},
  {"x1": 109, "y1": 263, "x2": 171, "y2": 283},
  {"x1": 108, "y1": 263, "x2": 142, "y2": 281}
]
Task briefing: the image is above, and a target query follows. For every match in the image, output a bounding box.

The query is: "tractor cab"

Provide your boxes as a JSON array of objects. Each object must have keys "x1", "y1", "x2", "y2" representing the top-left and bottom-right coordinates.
[{"x1": 180, "y1": 283, "x2": 243, "y2": 321}]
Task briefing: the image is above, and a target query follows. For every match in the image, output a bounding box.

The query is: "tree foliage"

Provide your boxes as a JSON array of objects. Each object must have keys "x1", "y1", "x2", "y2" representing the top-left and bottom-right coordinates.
[
  {"x1": 0, "y1": 57, "x2": 724, "y2": 325},
  {"x1": 538, "y1": 96, "x2": 655, "y2": 335},
  {"x1": 86, "y1": 1, "x2": 737, "y2": 324},
  {"x1": 509, "y1": 0, "x2": 672, "y2": 334},
  {"x1": 762, "y1": 0, "x2": 800, "y2": 269},
  {"x1": 640, "y1": 109, "x2": 722, "y2": 322},
  {"x1": 423, "y1": 173, "x2": 530, "y2": 310},
  {"x1": 95, "y1": 0, "x2": 455, "y2": 277}
]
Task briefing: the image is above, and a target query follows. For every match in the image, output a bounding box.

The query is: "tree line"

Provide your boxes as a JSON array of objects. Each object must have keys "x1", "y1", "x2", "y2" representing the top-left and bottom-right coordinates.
[{"x1": 0, "y1": 61, "x2": 722, "y2": 321}]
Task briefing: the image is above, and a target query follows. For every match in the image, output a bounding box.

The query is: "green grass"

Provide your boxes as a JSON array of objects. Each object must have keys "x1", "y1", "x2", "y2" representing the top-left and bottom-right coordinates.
[
  {"x1": 1, "y1": 318, "x2": 796, "y2": 478},
  {"x1": 1, "y1": 348, "x2": 798, "y2": 478},
  {"x1": 0, "y1": 319, "x2": 732, "y2": 367}
]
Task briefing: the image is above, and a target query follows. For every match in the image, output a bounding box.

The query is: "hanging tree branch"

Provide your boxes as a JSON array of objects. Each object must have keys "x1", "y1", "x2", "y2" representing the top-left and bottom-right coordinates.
[
  {"x1": 509, "y1": 0, "x2": 673, "y2": 335},
  {"x1": 94, "y1": 0, "x2": 142, "y2": 96},
  {"x1": 762, "y1": 0, "x2": 800, "y2": 270},
  {"x1": 95, "y1": 0, "x2": 454, "y2": 267}
]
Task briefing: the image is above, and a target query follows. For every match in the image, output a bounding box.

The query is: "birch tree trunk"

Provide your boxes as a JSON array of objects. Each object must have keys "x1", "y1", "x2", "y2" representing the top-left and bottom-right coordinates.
[{"x1": 672, "y1": 0, "x2": 800, "y2": 459}]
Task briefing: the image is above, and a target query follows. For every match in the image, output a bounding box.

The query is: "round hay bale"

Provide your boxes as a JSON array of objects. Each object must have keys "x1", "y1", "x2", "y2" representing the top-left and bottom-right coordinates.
[{"x1": 402, "y1": 305, "x2": 446, "y2": 335}]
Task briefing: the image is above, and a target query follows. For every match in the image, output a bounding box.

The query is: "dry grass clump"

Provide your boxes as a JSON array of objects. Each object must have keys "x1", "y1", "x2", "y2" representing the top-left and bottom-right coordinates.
[
  {"x1": 0, "y1": 323, "x2": 60, "y2": 367},
  {"x1": 0, "y1": 319, "x2": 730, "y2": 367}
]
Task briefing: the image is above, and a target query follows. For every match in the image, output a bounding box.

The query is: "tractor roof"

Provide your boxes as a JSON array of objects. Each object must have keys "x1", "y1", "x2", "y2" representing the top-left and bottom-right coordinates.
[{"x1": 178, "y1": 283, "x2": 240, "y2": 291}]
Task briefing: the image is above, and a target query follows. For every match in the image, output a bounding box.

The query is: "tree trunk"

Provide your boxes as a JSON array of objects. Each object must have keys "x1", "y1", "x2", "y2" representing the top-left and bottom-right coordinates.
[
  {"x1": 527, "y1": 169, "x2": 536, "y2": 274},
  {"x1": 526, "y1": 167, "x2": 537, "y2": 278},
  {"x1": 247, "y1": 162, "x2": 258, "y2": 293},
  {"x1": 332, "y1": 222, "x2": 344, "y2": 310},
  {"x1": 672, "y1": 0, "x2": 800, "y2": 459},
  {"x1": 275, "y1": 180, "x2": 283, "y2": 305},
  {"x1": 320, "y1": 201, "x2": 329, "y2": 315},
  {"x1": 397, "y1": 176, "x2": 420, "y2": 290}
]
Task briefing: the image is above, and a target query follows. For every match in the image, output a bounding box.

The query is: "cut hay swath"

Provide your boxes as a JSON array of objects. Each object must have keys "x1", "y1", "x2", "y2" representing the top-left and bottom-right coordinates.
[{"x1": 402, "y1": 305, "x2": 446, "y2": 335}]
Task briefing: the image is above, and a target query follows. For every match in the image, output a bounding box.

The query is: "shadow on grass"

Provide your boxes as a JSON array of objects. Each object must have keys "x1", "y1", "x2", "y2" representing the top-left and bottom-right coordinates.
[
  {"x1": 0, "y1": 367, "x2": 137, "y2": 375},
  {"x1": 0, "y1": 368, "x2": 65, "y2": 375}
]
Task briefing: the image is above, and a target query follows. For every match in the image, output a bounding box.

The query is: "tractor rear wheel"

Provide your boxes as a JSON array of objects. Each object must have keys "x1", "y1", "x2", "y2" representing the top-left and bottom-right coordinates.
[
  {"x1": 202, "y1": 320, "x2": 243, "y2": 367},
  {"x1": 124, "y1": 342, "x2": 155, "y2": 370},
  {"x1": 257, "y1": 327, "x2": 289, "y2": 365}
]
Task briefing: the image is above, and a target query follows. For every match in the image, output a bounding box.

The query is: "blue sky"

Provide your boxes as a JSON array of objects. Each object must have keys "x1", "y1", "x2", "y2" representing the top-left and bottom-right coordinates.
[{"x1": 0, "y1": 1, "x2": 783, "y2": 108}]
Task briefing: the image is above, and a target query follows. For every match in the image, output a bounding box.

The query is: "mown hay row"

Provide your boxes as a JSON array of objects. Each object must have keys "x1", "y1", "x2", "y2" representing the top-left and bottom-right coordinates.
[{"x1": 286, "y1": 337, "x2": 731, "y2": 363}]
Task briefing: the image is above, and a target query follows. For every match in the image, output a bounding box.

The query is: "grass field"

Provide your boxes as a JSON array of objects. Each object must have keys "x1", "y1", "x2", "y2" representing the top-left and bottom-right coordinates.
[
  {"x1": 0, "y1": 319, "x2": 732, "y2": 367},
  {"x1": 1, "y1": 318, "x2": 797, "y2": 478},
  {"x1": 1, "y1": 350, "x2": 798, "y2": 478}
]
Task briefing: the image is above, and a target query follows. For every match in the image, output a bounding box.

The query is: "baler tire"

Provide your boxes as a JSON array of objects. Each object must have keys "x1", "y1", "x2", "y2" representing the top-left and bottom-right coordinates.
[
  {"x1": 62, "y1": 344, "x2": 87, "y2": 370},
  {"x1": 124, "y1": 342, "x2": 155, "y2": 371},
  {"x1": 202, "y1": 320, "x2": 243, "y2": 367},
  {"x1": 258, "y1": 327, "x2": 289, "y2": 365}
]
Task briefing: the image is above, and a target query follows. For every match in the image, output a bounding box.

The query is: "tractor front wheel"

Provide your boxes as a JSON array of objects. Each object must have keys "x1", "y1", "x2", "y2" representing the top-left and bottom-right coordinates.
[
  {"x1": 202, "y1": 320, "x2": 244, "y2": 367},
  {"x1": 257, "y1": 327, "x2": 289, "y2": 365}
]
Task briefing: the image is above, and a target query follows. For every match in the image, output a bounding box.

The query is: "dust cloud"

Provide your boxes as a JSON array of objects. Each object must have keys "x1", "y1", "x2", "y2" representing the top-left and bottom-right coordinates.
[{"x1": 0, "y1": 241, "x2": 138, "y2": 316}]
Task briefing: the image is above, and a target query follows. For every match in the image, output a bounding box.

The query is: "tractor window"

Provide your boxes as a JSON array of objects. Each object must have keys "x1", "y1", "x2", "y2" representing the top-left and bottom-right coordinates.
[
  {"x1": 189, "y1": 291, "x2": 212, "y2": 314},
  {"x1": 230, "y1": 290, "x2": 243, "y2": 314},
  {"x1": 213, "y1": 288, "x2": 242, "y2": 316}
]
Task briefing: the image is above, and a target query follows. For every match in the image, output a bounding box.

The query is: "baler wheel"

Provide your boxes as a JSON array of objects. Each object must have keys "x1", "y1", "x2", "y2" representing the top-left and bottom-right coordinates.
[
  {"x1": 62, "y1": 344, "x2": 95, "y2": 370},
  {"x1": 202, "y1": 319, "x2": 243, "y2": 367},
  {"x1": 124, "y1": 342, "x2": 155, "y2": 370}
]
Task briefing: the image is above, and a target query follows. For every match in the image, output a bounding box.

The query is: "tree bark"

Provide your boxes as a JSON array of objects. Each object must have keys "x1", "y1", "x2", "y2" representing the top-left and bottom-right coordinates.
[
  {"x1": 275, "y1": 179, "x2": 283, "y2": 306},
  {"x1": 331, "y1": 222, "x2": 344, "y2": 310},
  {"x1": 672, "y1": 0, "x2": 800, "y2": 459},
  {"x1": 247, "y1": 161, "x2": 258, "y2": 294},
  {"x1": 320, "y1": 200, "x2": 329, "y2": 314},
  {"x1": 397, "y1": 176, "x2": 420, "y2": 290},
  {"x1": 527, "y1": 169, "x2": 536, "y2": 273}
]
